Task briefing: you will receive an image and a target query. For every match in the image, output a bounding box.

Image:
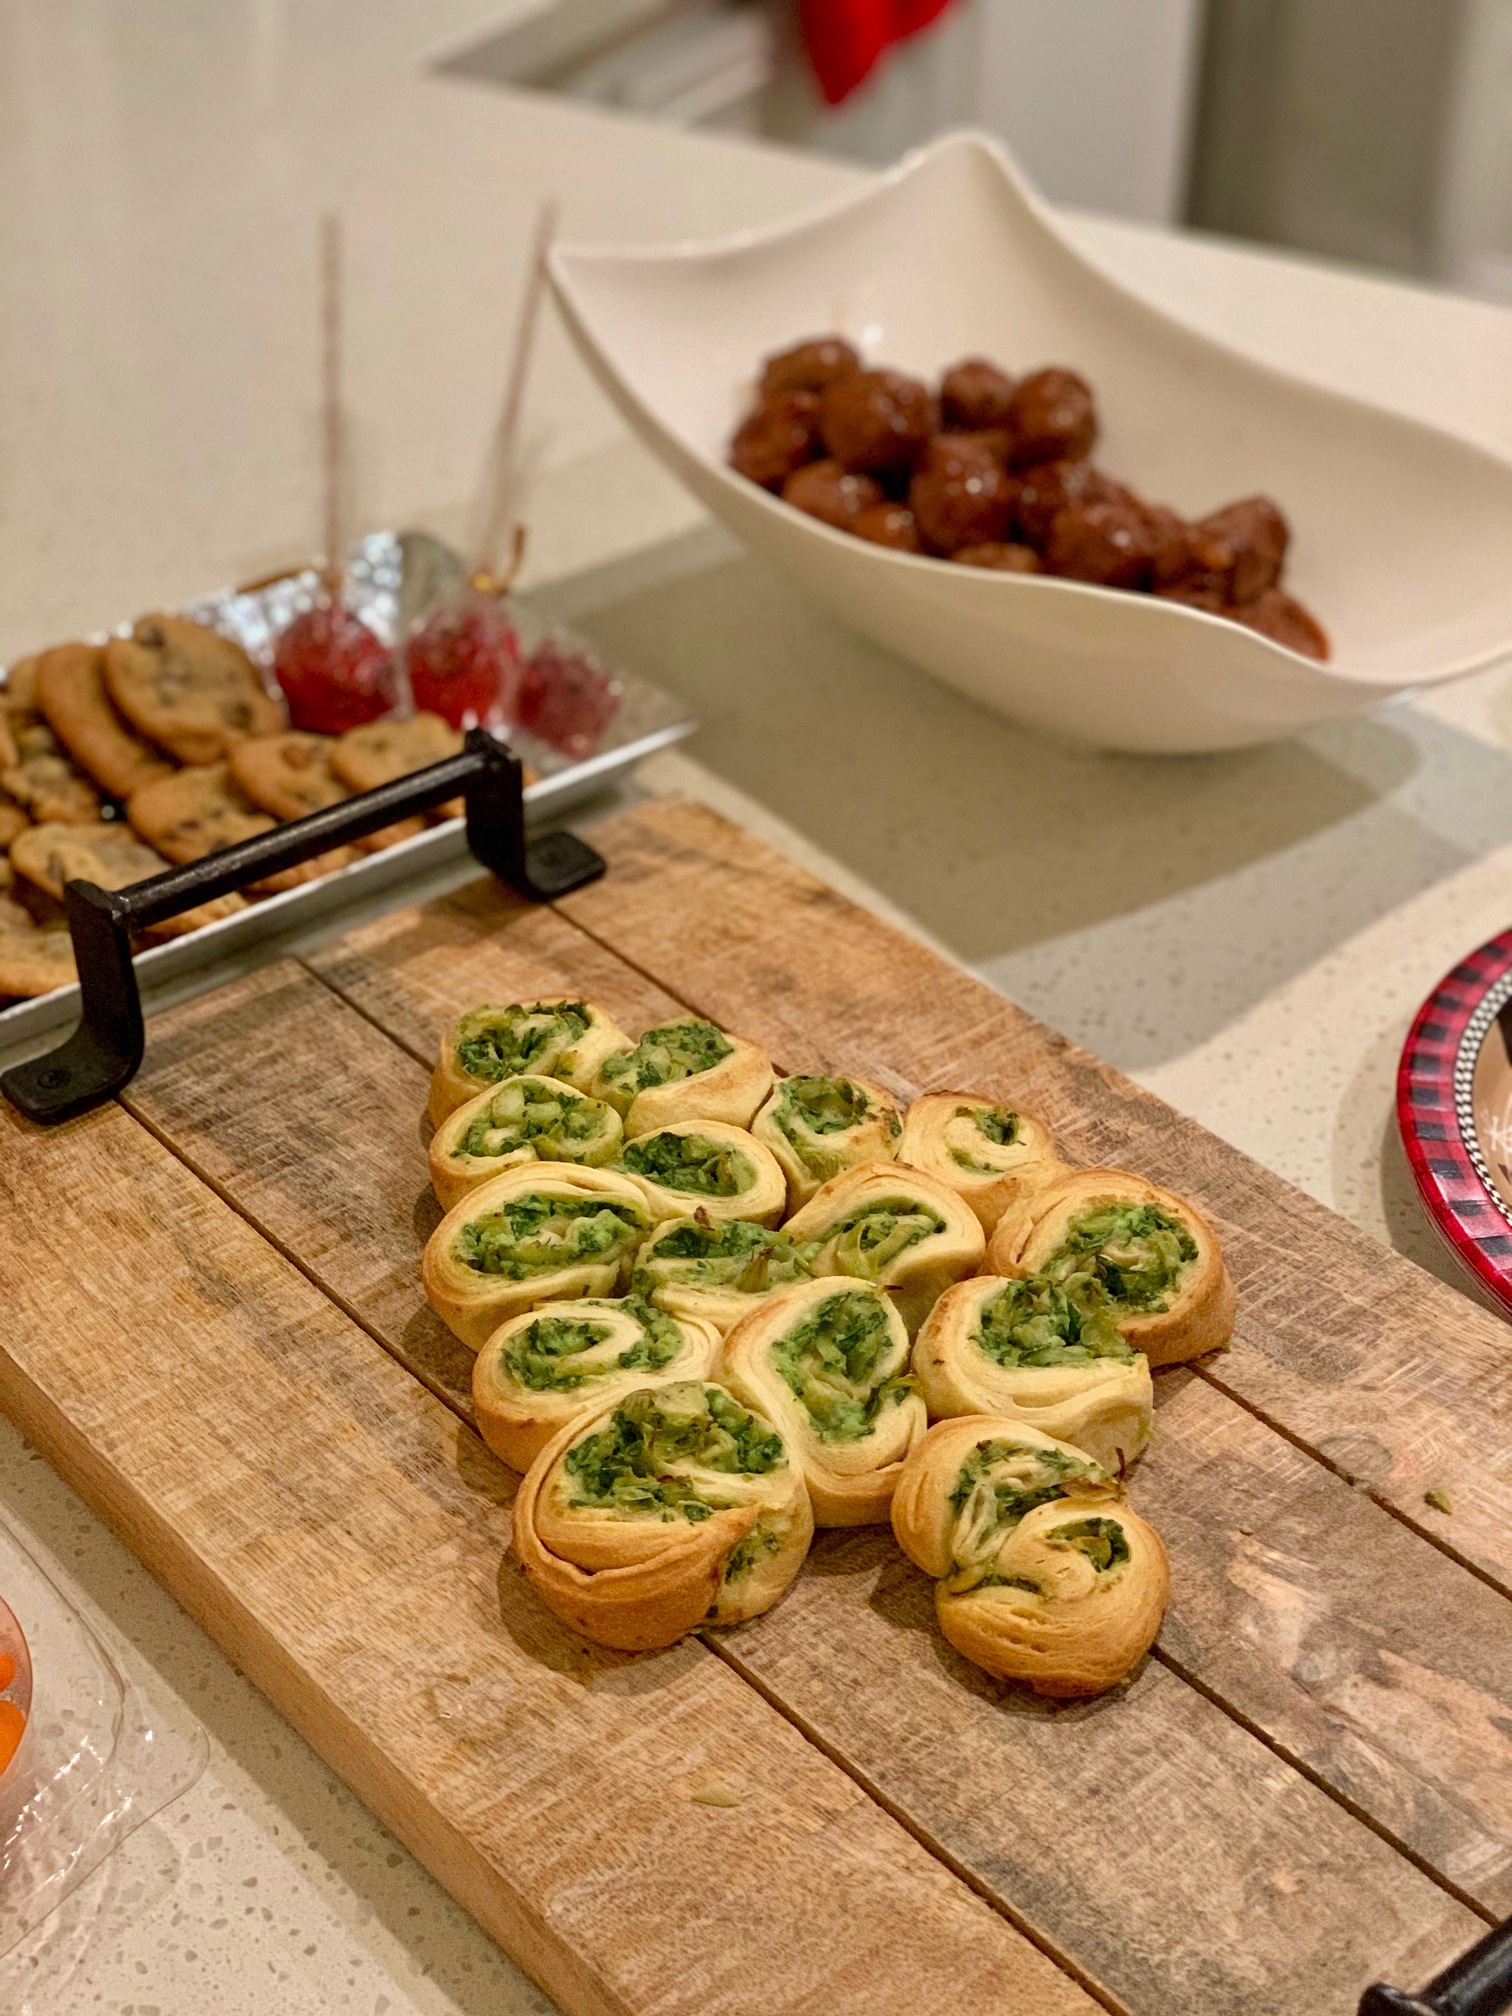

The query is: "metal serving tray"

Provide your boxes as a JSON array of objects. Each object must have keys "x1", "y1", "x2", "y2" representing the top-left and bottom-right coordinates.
[{"x1": 0, "y1": 531, "x2": 693, "y2": 1069}]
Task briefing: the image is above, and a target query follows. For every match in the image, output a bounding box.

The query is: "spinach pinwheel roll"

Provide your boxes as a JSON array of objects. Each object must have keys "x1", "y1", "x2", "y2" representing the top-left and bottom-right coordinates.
[
  {"x1": 891, "y1": 1416, "x2": 1169, "y2": 1697},
  {"x1": 591, "y1": 1013, "x2": 774, "y2": 1134},
  {"x1": 897, "y1": 1092, "x2": 1066, "y2": 1233},
  {"x1": 752, "y1": 1072, "x2": 903, "y2": 1209},
  {"x1": 428, "y1": 997, "x2": 630, "y2": 1127},
  {"x1": 721, "y1": 1279, "x2": 926, "y2": 1525},
  {"x1": 472, "y1": 1295, "x2": 720, "y2": 1470},
  {"x1": 913, "y1": 1275, "x2": 1153, "y2": 1475},
  {"x1": 422, "y1": 1164, "x2": 652, "y2": 1349},
  {"x1": 632, "y1": 1217, "x2": 816, "y2": 1336},
  {"x1": 987, "y1": 1168, "x2": 1236, "y2": 1367},
  {"x1": 428, "y1": 1074, "x2": 624, "y2": 1209},
  {"x1": 782, "y1": 1162, "x2": 985, "y2": 1335},
  {"x1": 513, "y1": 1380, "x2": 813, "y2": 1650},
  {"x1": 616, "y1": 1120, "x2": 787, "y2": 1227}
]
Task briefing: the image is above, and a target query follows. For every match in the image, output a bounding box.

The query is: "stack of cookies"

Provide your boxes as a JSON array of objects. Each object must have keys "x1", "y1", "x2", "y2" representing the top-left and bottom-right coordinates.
[{"x1": 0, "y1": 614, "x2": 466, "y2": 1003}]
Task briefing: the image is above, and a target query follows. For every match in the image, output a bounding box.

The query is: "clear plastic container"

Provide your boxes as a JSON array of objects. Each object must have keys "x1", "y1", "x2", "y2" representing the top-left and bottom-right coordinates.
[{"x1": 0, "y1": 1511, "x2": 208, "y2": 1954}]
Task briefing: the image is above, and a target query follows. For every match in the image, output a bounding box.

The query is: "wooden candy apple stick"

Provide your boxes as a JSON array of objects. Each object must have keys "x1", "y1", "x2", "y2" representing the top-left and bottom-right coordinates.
[
  {"x1": 274, "y1": 213, "x2": 397, "y2": 732},
  {"x1": 472, "y1": 201, "x2": 558, "y2": 594}
]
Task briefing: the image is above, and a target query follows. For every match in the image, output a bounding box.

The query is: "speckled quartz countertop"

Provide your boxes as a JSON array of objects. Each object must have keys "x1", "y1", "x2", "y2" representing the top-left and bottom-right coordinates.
[{"x1": 5, "y1": 5, "x2": 1512, "y2": 2013}]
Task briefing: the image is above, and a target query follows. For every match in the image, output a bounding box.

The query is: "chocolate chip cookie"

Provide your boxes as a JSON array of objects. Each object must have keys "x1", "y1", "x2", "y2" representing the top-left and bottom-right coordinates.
[
  {"x1": 104, "y1": 615, "x2": 283, "y2": 764},
  {"x1": 228, "y1": 731, "x2": 423, "y2": 854},
  {"x1": 331, "y1": 710, "x2": 462, "y2": 794},
  {"x1": 128, "y1": 761, "x2": 352, "y2": 894},
  {"x1": 0, "y1": 895, "x2": 76, "y2": 999},
  {"x1": 10, "y1": 821, "x2": 245, "y2": 938},
  {"x1": 36, "y1": 642, "x2": 175, "y2": 799},
  {"x1": 0, "y1": 717, "x2": 103, "y2": 825}
]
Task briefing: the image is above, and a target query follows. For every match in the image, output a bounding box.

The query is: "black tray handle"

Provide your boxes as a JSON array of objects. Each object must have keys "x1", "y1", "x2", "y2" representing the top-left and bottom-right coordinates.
[
  {"x1": 1362, "y1": 1919, "x2": 1512, "y2": 2016},
  {"x1": 0, "y1": 728, "x2": 604, "y2": 1124}
]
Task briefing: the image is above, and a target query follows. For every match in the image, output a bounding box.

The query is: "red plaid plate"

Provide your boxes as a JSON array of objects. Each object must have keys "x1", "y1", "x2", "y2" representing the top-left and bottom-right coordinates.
[{"x1": 1398, "y1": 925, "x2": 1512, "y2": 1313}]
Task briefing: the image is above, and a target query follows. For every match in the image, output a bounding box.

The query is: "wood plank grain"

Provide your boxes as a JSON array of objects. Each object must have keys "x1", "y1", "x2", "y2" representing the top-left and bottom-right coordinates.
[
  {"x1": 555, "y1": 799, "x2": 1512, "y2": 1593},
  {"x1": 0, "y1": 1094, "x2": 1099, "y2": 2016},
  {"x1": 115, "y1": 918, "x2": 1509, "y2": 1994}
]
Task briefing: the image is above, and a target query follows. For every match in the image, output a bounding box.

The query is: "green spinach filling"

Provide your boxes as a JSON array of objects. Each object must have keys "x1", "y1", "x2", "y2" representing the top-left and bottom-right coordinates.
[
  {"x1": 600, "y1": 1017, "x2": 733, "y2": 1097},
  {"x1": 564, "y1": 1383, "x2": 783, "y2": 1523},
  {"x1": 774, "y1": 1076, "x2": 899, "y2": 1173},
  {"x1": 459, "y1": 1077, "x2": 609, "y2": 1162},
  {"x1": 722, "y1": 1524, "x2": 782, "y2": 1582},
  {"x1": 973, "y1": 1276, "x2": 1136, "y2": 1369},
  {"x1": 947, "y1": 1437, "x2": 1109, "y2": 1592},
  {"x1": 500, "y1": 1298, "x2": 682, "y2": 1391},
  {"x1": 1049, "y1": 1515, "x2": 1131, "y2": 1573},
  {"x1": 454, "y1": 1002, "x2": 590, "y2": 1083},
  {"x1": 1042, "y1": 1203, "x2": 1197, "y2": 1313},
  {"x1": 804, "y1": 1200, "x2": 942, "y2": 1280},
  {"x1": 633, "y1": 1218, "x2": 813, "y2": 1297},
  {"x1": 770, "y1": 1289, "x2": 910, "y2": 1442},
  {"x1": 455, "y1": 1193, "x2": 647, "y2": 1279},
  {"x1": 620, "y1": 1130, "x2": 752, "y2": 1197},
  {"x1": 949, "y1": 1103, "x2": 1022, "y2": 1174}
]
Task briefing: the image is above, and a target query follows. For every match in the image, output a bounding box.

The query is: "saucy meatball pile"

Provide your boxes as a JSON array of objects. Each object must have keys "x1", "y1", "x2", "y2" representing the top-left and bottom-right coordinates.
[{"x1": 728, "y1": 337, "x2": 1329, "y2": 661}]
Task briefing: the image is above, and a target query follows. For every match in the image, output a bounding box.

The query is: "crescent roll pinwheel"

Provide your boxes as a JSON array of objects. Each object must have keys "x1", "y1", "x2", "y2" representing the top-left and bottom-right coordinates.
[
  {"x1": 472, "y1": 1295, "x2": 720, "y2": 1470},
  {"x1": 891, "y1": 1416, "x2": 1169, "y2": 1696},
  {"x1": 422, "y1": 1164, "x2": 652, "y2": 1349},
  {"x1": 428, "y1": 1074, "x2": 624, "y2": 1209},
  {"x1": 720, "y1": 1279, "x2": 926, "y2": 1525},
  {"x1": 429, "y1": 998, "x2": 630, "y2": 1127},
  {"x1": 513, "y1": 1380, "x2": 814, "y2": 1649},
  {"x1": 591, "y1": 1013, "x2": 773, "y2": 1134},
  {"x1": 913, "y1": 1275, "x2": 1153, "y2": 1475},
  {"x1": 631, "y1": 1217, "x2": 816, "y2": 1336},
  {"x1": 987, "y1": 1168, "x2": 1235, "y2": 1367},
  {"x1": 752, "y1": 1072, "x2": 903, "y2": 1208},
  {"x1": 897, "y1": 1092, "x2": 1066, "y2": 1234},
  {"x1": 616, "y1": 1121, "x2": 787, "y2": 1226},
  {"x1": 782, "y1": 1162, "x2": 985, "y2": 1334}
]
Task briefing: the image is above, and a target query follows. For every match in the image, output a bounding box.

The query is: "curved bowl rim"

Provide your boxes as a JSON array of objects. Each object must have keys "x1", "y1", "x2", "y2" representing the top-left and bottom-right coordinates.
[{"x1": 549, "y1": 128, "x2": 1512, "y2": 697}]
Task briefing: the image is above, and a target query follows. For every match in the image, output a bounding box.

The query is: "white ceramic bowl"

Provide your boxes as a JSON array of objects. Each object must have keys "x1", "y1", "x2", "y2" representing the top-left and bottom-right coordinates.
[{"x1": 550, "y1": 131, "x2": 1512, "y2": 753}]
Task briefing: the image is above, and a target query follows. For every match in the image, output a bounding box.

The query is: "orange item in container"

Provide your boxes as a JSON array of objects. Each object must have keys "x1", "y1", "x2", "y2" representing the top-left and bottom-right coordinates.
[{"x1": 0, "y1": 1697, "x2": 26, "y2": 1773}]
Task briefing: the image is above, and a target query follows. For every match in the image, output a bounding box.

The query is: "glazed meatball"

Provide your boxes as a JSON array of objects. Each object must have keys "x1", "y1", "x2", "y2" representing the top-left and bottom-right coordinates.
[
  {"x1": 1043, "y1": 499, "x2": 1156, "y2": 588},
  {"x1": 1195, "y1": 496, "x2": 1289, "y2": 604},
  {"x1": 1139, "y1": 503, "x2": 1235, "y2": 592},
  {"x1": 852, "y1": 503, "x2": 923, "y2": 552},
  {"x1": 940, "y1": 357, "x2": 1016, "y2": 432},
  {"x1": 1004, "y1": 367, "x2": 1097, "y2": 466},
  {"x1": 909, "y1": 434, "x2": 1015, "y2": 553},
  {"x1": 1231, "y1": 587, "x2": 1329, "y2": 660},
  {"x1": 760, "y1": 336, "x2": 860, "y2": 400},
  {"x1": 819, "y1": 369, "x2": 936, "y2": 473},
  {"x1": 782, "y1": 459, "x2": 884, "y2": 531},
  {"x1": 1014, "y1": 459, "x2": 1122, "y2": 546},
  {"x1": 729, "y1": 392, "x2": 822, "y2": 490},
  {"x1": 953, "y1": 542, "x2": 1040, "y2": 573}
]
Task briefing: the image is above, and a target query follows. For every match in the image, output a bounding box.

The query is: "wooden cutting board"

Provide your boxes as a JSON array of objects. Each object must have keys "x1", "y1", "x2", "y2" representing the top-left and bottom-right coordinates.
[{"x1": 3, "y1": 794, "x2": 1511, "y2": 2016}]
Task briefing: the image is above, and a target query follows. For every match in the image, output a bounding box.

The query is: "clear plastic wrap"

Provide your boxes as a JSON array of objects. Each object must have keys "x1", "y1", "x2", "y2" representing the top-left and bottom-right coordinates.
[{"x1": 0, "y1": 1510, "x2": 208, "y2": 1954}]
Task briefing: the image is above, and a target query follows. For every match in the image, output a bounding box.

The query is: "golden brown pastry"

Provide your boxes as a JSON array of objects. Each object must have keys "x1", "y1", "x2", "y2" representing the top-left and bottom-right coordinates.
[
  {"x1": 103, "y1": 615, "x2": 282, "y2": 763},
  {"x1": 513, "y1": 1380, "x2": 813, "y2": 1650},
  {"x1": 428, "y1": 1073, "x2": 624, "y2": 1211},
  {"x1": 897, "y1": 1091, "x2": 1065, "y2": 1234},
  {"x1": 720, "y1": 1279, "x2": 925, "y2": 1525},
  {"x1": 616, "y1": 1120, "x2": 786, "y2": 1227},
  {"x1": 752, "y1": 1071, "x2": 902, "y2": 1209},
  {"x1": 421, "y1": 1163, "x2": 652, "y2": 1350},
  {"x1": 987, "y1": 1168, "x2": 1235, "y2": 1367},
  {"x1": 630, "y1": 1216, "x2": 817, "y2": 1337},
  {"x1": 912, "y1": 1274, "x2": 1153, "y2": 1474},
  {"x1": 590, "y1": 1013, "x2": 773, "y2": 1135},
  {"x1": 891, "y1": 1416, "x2": 1168, "y2": 1696},
  {"x1": 781, "y1": 1161, "x2": 985, "y2": 1334},
  {"x1": 472, "y1": 1295, "x2": 721, "y2": 1471},
  {"x1": 35, "y1": 643, "x2": 175, "y2": 799},
  {"x1": 427, "y1": 998, "x2": 631, "y2": 1129}
]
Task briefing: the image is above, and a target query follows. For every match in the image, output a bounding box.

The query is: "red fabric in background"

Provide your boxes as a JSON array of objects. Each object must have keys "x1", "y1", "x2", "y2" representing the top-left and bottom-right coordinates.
[{"x1": 799, "y1": 0, "x2": 958, "y2": 105}]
